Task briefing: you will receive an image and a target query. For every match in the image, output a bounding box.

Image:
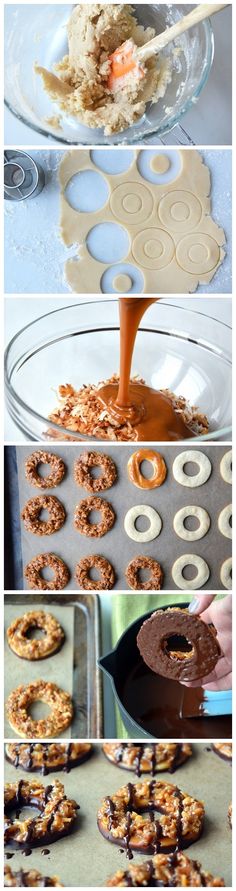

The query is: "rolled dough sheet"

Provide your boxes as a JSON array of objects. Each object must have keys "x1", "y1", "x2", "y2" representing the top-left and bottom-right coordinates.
[{"x1": 58, "y1": 148, "x2": 226, "y2": 293}]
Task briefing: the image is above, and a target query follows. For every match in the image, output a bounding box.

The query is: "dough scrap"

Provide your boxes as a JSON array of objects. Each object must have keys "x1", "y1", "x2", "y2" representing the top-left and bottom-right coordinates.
[
  {"x1": 36, "y1": 4, "x2": 172, "y2": 136},
  {"x1": 58, "y1": 149, "x2": 226, "y2": 294}
]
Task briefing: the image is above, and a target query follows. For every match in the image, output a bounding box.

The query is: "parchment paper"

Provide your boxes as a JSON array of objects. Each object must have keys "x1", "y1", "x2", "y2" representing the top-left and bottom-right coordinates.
[
  {"x1": 13, "y1": 445, "x2": 232, "y2": 590},
  {"x1": 4, "y1": 743, "x2": 232, "y2": 887}
]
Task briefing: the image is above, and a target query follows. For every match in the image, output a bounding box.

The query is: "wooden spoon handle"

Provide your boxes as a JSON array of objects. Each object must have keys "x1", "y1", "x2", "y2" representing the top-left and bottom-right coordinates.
[{"x1": 137, "y1": 4, "x2": 229, "y2": 63}]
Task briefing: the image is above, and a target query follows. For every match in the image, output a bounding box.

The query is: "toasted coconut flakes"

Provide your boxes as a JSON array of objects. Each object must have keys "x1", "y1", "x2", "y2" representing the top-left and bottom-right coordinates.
[{"x1": 47, "y1": 375, "x2": 209, "y2": 441}]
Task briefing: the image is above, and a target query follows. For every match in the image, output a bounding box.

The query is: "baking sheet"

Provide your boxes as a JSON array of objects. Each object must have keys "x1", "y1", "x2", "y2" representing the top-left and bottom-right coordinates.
[
  {"x1": 5, "y1": 444, "x2": 232, "y2": 590},
  {"x1": 4, "y1": 743, "x2": 232, "y2": 887},
  {"x1": 4, "y1": 593, "x2": 102, "y2": 739}
]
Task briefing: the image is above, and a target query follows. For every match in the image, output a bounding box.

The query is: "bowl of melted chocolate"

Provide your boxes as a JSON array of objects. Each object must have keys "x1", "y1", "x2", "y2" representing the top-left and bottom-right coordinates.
[{"x1": 99, "y1": 603, "x2": 232, "y2": 739}]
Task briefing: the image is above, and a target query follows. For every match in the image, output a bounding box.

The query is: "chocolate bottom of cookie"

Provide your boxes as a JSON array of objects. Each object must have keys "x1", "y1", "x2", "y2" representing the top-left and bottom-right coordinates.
[
  {"x1": 4, "y1": 822, "x2": 78, "y2": 851},
  {"x1": 97, "y1": 820, "x2": 203, "y2": 856},
  {"x1": 5, "y1": 750, "x2": 92, "y2": 776},
  {"x1": 211, "y1": 744, "x2": 232, "y2": 763}
]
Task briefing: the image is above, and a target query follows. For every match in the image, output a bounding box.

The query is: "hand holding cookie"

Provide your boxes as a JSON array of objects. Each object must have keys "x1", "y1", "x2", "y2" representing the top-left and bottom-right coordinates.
[{"x1": 184, "y1": 594, "x2": 232, "y2": 691}]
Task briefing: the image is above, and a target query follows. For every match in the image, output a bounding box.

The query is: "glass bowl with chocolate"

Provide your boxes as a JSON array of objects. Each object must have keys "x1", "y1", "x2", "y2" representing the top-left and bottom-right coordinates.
[{"x1": 5, "y1": 299, "x2": 231, "y2": 443}]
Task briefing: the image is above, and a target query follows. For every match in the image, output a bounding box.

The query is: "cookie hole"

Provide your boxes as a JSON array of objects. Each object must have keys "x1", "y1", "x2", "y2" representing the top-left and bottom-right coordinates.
[
  {"x1": 39, "y1": 566, "x2": 55, "y2": 582},
  {"x1": 183, "y1": 461, "x2": 199, "y2": 477},
  {"x1": 65, "y1": 170, "x2": 109, "y2": 212},
  {"x1": 183, "y1": 516, "x2": 200, "y2": 532},
  {"x1": 165, "y1": 634, "x2": 193, "y2": 658},
  {"x1": 37, "y1": 463, "x2": 54, "y2": 481},
  {"x1": 90, "y1": 466, "x2": 103, "y2": 480},
  {"x1": 25, "y1": 626, "x2": 45, "y2": 640},
  {"x1": 101, "y1": 263, "x2": 144, "y2": 294},
  {"x1": 91, "y1": 149, "x2": 135, "y2": 175},
  {"x1": 140, "y1": 460, "x2": 154, "y2": 480},
  {"x1": 137, "y1": 568, "x2": 151, "y2": 584},
  {"x1": 229, "y1": 515, "x2": 232, "y2": 528},
  {"x1": 182, "y1": 564, "x2": 198, "y2": 581},
  {"x1": 28, "y1": 701, "x2": 52, "y2": 720},
  {"x1": 88, "y1": 509, "x2": 102, "y2": 525},
  {"x1": 39, "y1": 508, "x2": 50, "y2": 522},
  {"x1": 135, "y1": 515, "x2": 151, "y2": 533},
  {"x1": 88, "y1": 566, "x2": 101, "y2": 582},
  {"x1": 87, "y1": 223, "x2": 129, "y2": 263},
  {"x1": 137, "y1": 149, "x2": 181, "y2": 185},
  {"x1": 12, "y1": 805, "x2": 41, "y2": 821}
]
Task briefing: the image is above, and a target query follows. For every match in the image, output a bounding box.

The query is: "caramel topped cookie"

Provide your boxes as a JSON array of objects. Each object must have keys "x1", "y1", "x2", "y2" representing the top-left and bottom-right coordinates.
[
  {"x1": 4, "y1": 779, "x2": 78, "y2": 848},
  {"x1": 4, "y1": 865, "x2": 63, "y2": 887},
  {"x1": 137, "y1": 607, "x2": 220, "y2": 682},
  {"x1": 7, "y1": 611, "x2": 65, "y2": 660},
  {"x1": 106, "y1": 852, "x2": 225, "y2": 886},
  {"x1": 103, "y1": 744, "x2": 192, "y2": 776},
  {"x1": 6, "y1": 743, "x2": 92, "y2": 775},
  {"x1": 97, "y1": 779, "x2": 204, "y2": 856},
  {"x1": 6, "y1": 680, "x2": 73, "y2": 738}
]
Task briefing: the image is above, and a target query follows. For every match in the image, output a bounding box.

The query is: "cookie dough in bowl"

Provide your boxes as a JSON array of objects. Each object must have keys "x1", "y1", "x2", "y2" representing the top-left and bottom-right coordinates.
[{"x1": 35, "y1": 4, "x2": 172, "y2": 136}]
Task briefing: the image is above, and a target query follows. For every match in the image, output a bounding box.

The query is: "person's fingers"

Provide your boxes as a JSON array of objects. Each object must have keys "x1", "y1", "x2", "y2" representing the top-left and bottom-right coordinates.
[
  {"x1": 188, "y1": 594, "x2": 216, "y2": 615},
  {"x1": 201, "y1": 673, "x2": 232, "y2": 691}
]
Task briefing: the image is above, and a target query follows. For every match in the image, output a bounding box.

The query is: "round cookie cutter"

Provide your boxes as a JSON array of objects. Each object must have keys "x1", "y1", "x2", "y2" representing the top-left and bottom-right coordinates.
[{"x1": 4, "y1": 150, "x2": 45, "y2": 201}]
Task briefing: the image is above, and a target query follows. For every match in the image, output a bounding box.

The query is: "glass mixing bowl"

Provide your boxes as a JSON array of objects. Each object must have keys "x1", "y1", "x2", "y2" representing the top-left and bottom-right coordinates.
[
  {"x1": 5, "y1": 300, "x2": 232, "y2": 442},
  {"x1": 4, "y1": 4, "x2": 214, "y2": 145}
]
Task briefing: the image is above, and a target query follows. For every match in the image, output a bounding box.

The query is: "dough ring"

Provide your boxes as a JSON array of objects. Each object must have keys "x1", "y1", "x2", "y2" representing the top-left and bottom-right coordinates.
[
  {"x1": 4, "y1": 779, "x2": 78, "y2": 847},
  {"x1": 5, "y1": 742, "x2": 92, "y2": 774},
  {"x1": 106, "y1": 852, "x2": 225, "y2": 887},
  {"x1": 218, "y1": 504, "x2": 232, "y2": 539},
  {"x1": 25, "y1": 451, "x2": 66, "y2": 489},
  {"x1": 173, "y1": 451, "x2": 212, "y2": 487},
  {"x1": 220, "y1": 557, "x2": 232, "y2": 589},
  {"x1": 103, "y1": 743, "x2": 192, "y2": 776},
  {"x1": 220, "y1": 449, "x2": 232, "y2": 484},
  {"x1": 172, "y1": 554, "x2": 210, "y2": 589},
  {"x1": 4, "y1": 865, "x2": 64, "y2": 887},
  {"x1": 21, "y1": 496, "x2": 66, "y2": 536},
  {"x1": 6, "y1": 610, "x2": 65, "y2": 660},
  {"x1": 75, "y1": 555, "x2": 115, "y2": 589},
  {"x1": 137, "y1": 607, "x2": 220, "y2": 682},
  {"x1": 97, "y1": 779, "x2": 205, "y2": 855},
  {"x1": 173, "y1": 505, "x2": 210, "y2": 541},
  {"x1": 126, "y1": 556, "x2": 163, "y2": 590},
  {"x1": 228, "y1": 802, "x2": 232, "y2": 829},
  {"x1": 24, "y1": 554, "x2": 70, "y2": 590},
  {"x1": 127, "y1": 449, "x2": 167, "y2": 489},
  {"x1": 74, "y1": 496, "x2": 115, "y2": 537},
  {"x1": 124, "y1": 505, "x2": 162, "y2": 542},
  {"x1": 74, "y1": 451, "x2": 117, "y2": 492},
  {"x1": 211, "y1": 743, "x2": 232, "y2": 762},
  {"x1": 6, "y1": 680, "x2": 73, "y2": 738}
]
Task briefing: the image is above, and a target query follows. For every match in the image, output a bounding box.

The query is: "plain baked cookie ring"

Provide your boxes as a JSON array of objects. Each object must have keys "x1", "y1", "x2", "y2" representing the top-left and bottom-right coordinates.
[
  {"x1": 103, "y1": 743, "x2": 192, "y2": 776},
  {"x1": 126, "y1": 556, "x2": 164, "y2": 590},
  {"x1": 74, "y1": 496, "x2": 115, "y2": 537},
  {"x1": 137, "y1": 607, "x2": 220, "y2": 682},
  {"x1": 173, "y1": 505, "x2": 210, "y2": 541},
  {"x1": 220, "y1": 557, "x2": 232, "y2": 589},
  {"x1": 173, "y1": 450, "x2": 212, "y2": 487},
  {"x1": 106, "y1": 852, "x2": 225, "y2": 887},
  {"x1": 4, "y1": 779, "x2": 78, "y2": 848},
  {"x1": 220, "y1": 449, "x2": 232, "y2": 484},
  {"x1": 172, "y1": 554, "x2": 210, "y2": 589},
  {"x1": 74, "y1": 451, "x2": 117, "y2": 493},
  {"x1": 5, "y1": 742, "x2": 92, "y2": 775},
  {"x1": 218, "y1": 504, "x2": 232, "y2": 539},
  {"x1": 124, "y1": 505, "x2": 162, "y2": 542},
  {"x1": 6, "y1": 680, "x2": 73, "y2": 738},
  {"x1": 75, "y1": 555, "x2": 115, "y2": 589},
  {"x1": 97, "y1": 779, "x2": 205, "y2": 856},
  {"x1": 25, "y1": 451, "x2": 66, "y2": 489},
  {"x1": 4, "y1": 865, "x2": 64, "y2": 887},
  {"x1": 127, "y1": 450, "x2": 167, "y2": 490},
  {"x1": 24, "y1": 554, "x2": 70, "y2": 590},
  {"x1": 6, "y1": 610, "x2": 65, "y2": 660},
  {"x1": 21, "y1": 496, "x2": 66, "y2": 536}
]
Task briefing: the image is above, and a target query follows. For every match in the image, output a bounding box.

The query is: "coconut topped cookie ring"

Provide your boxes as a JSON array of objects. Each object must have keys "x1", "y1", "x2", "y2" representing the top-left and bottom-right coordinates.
[
  {"x1": 137, "y1": 607, "x2": 221, "y2": 682},
  {"x1": 97, "y1": 779, "x2": 205, "y2": 857},
  {"x1": 4, "y1": 779, "x2": 78, "y2": 848}
]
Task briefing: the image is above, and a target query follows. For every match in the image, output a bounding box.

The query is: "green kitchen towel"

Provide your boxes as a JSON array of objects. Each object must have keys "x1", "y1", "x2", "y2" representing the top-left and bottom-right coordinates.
[{"x1": 111, "y1": 592, "x2": 194, "y2": 739}]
